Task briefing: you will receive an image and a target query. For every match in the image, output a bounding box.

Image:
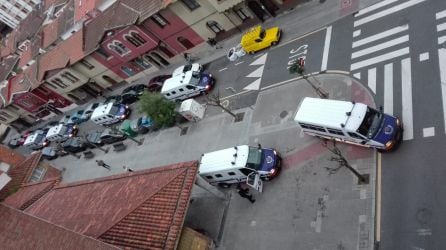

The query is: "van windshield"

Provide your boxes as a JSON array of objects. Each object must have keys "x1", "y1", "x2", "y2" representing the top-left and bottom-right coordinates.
[
  {"x1": 246, "y1": 147, "x2": 262, "y2": 170},
  {"x1": 110, "y1": 105, "x2": 120, "y2": 115},
  {"x1": 357, "y1": 107, "x2": 383, "y2": 138}
]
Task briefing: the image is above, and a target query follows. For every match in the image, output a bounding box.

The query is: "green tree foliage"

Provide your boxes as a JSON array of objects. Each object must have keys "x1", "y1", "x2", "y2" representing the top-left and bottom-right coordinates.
[{"x1": 138, "y1": 92, "x2": 176, "y2": 128}]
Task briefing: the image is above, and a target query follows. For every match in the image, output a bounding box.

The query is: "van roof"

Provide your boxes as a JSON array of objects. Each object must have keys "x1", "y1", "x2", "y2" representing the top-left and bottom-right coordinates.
[
  {"x1": 46, "y1": 124, "x2": 65, "y2": 137},
  {"x1": 90, "y1": 103, "x2": 114, "y2": 119},
  {"x1": 294, "y1": 97, "x2": 367, "y2": 131},
  {"x1": 24, "y1": 132, "x2": 41, "y2": 145},
  {"x1": 161, "y1": 71, "x2": 195, "y2": 93},
  {"x1": 199, "y1": 145, "x2": 249, "y2": 174},
  {"x1": 241, "y1": 25, "x2": 261, "y2": 46}
]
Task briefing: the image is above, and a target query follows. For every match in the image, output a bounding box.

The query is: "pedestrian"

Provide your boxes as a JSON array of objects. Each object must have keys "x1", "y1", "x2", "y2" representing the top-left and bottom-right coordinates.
[
  {"x1": 183, "y1": 52, "x2": 190, "y2": 62},
  {"x1": 236, "y1": 184, "x2": 255, "y2": 203},
  {"x1": 96, "y1": 159, "x2": 111, "y2": 170},
  {"x1": 123, "y1": 166, "x2": 134, "y2": 172}
]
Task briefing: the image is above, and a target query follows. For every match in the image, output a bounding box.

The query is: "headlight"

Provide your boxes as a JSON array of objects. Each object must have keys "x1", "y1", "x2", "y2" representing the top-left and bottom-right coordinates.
[
  {"x1": 396, "y1": 119, "x2": 401, "y2": 126},
  {"x1": 270, "y1": 168, "x2": 276, "y2": 174},
  {"x1": 205, "y1": 85, "x2": 210, "y2": 89},
  {"x1": 385, "y1": 141, "x2": 394, "y2": 149},
  {"x1": 125, "y1": 105, "x2": 129, "y2": 109},
  {"x1": 121, "y1": 115, "x2": 125, "y2": 119},
  {"x1": 273, "y1": 150, "x2": 277, "y2": 155}
]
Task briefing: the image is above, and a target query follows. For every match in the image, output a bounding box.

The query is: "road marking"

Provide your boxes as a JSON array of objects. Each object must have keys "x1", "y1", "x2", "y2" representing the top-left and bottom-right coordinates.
[
  {"x1": 384, "y1": 63, "x2": 394, "y2": 115},
  {"x1": 235, "y1": 61, "x2": 244, "y2": 65},
  {"x1": 321, "y1": 26, "x2": 332, "y2": 72},
  {"x1": 437, "y1": 23, "x2": 446, "y2": 32},
  {"x1": 360, "y1": 189, "x2": 367, "y2": 199},
  {"x1": 368, "y1": 68, "x2": 376, "y2": 93},
  {"x1": 253, "y1": 53, "x2": 265, "y2": 58},
  {"x1": 436, "y1": 9, "x2": 446, "y2": 20},
  {"x1": 250, "y1": 54, "x2": 267, "y2": 65},
  {"x1": 352, "y1": 35, "x2": 409, "y2": 59},
  {"x1": 219, "y1": 67, "x2": 227, "y2": 72},
  {"x1": 401, "y1": 57, "x2": 414, "y2": 140},
  {"x1": 246, "y1": 65, "x2": 264, "y2": 78},
  {"x1": 423, "y1": 127, "x2": 435, "y2": 137},
  {"x1": 353, "y1": 72, "x2": 361, "y2": 79},
  {"x1": 220, "y1": 89, "x2": 252, "y2": 101},
  {"x1": 376, "y1": 153, "x2": 382, "y2": 243},
  {"x1": 437, "y1": 48, "x2": 446, "y2": 134},
  {"x1": 354, "y1": 0, "x2": 427, "y2": 27},
  {"x1": 350, "y1": 47, "x2": 409, "y2": 71},
  {"x1": 353, "y1": 30, "x2": 361, "y2": 37},
  {"x1": 353, "y1": 25, "x2": 408, "y2": 48},
  {"x1": 419, "y1": 52, "x2": 429, "y2": 61},
  {"x1": 355, "y1": 0, "x2": 399, "y2": 17},
  {"x1": 438, "y1": 36, "x2": 446, "y2": 45},
  {"x1": 279, "y1": 26, "x2": 326, "y2": 47},
  {"x1": 244, "y1": 78, "x2": 261, "y2": 91}
]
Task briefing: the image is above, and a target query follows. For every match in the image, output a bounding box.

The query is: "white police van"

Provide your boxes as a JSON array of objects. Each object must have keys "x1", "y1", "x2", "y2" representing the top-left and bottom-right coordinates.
[
  {"x1": 198, "y1": 145, "x2": 282, "y2": 192},
  {"x1": 161, "y1": 71, "x2": 214, "y2": 102},
  {"x1": 90, "y1": 103, "x2": 130, "y2": 126},
  {"x1": 45, "y1": 124, "x2": 78, "y2": 142},
  {"x1": 294, "y1": 97, "x2": 403, "y2": 151}
]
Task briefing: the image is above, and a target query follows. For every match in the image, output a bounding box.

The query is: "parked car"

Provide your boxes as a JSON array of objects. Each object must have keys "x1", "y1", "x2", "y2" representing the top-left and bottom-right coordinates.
[
  {"x1": 8, "y1": 135, "x2": 25, "y2": 148},
  {"x1": 122, "y1": 84, "x2": 147, "y2": 96},
  {"x1": 62, "y1": 137, "x2": 89, "y2": 153},
  {"x1": 69, "y1": 110, "x2": 88, "y2": 124},
  {"x1": 59, "y1": 115, "x2": 72, "y2": 125},
  {"x1": 104, "y1": 95, "x2": 122, "y2": 105},
  {"x1": 240, "y1": 25, "x2": 281, "y2": 54},
  {"x1": 86, "y1": 129, "x2": 126, "y2": 146},
  {"x1": 131, "y1": 116, "x2": 154, "y2": 134},
  {"x1": 148, "y1": 75, "x2": 171, "y2": 92},
  {"x1": 172, "y1": 63, "x2": 203, "y2": 76},
  {"x1": 81, "y1": 102, "x2": 101, "y2": 120},
  {"x1": 120, "y1": 91, "x2": 139, "y2": 105},
  {"x1": 41, "y1": 146, "x2": 58, "y2": 160}
]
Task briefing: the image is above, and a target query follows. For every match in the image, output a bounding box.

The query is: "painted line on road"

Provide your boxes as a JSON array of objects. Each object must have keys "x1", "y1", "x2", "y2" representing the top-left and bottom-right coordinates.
[
  {"x1": 353, "y1": 25, "x2": 408, "y2": 48},
  {"x1": 261, "y1": 75, "x2": 301, "y2": 91},
  {"x1": 321, "y1": 26, "x2": 332, "y2": 72},
  {"x1": 220, "y1": 89, "x2": 252, "y2": 101},
  {"x1": 253, "y1": 53, "x2": 265, "y2": 58},
  {"x1": 355, "y1": 0, "x2": 399, "y2": 17},
  {"x1": 437, "y1": 48, "x2": 446, "y2": 134},
  {"x1": 354, "y1": 0, "x2": 426, "y2": 27},
  {"x1": 234, "y1": 61, "x2": 244, "y2": 65},
  {"x1": 401, "y1": 57, "x2": 414, "y2": 140},
  {"x1": 422, "y1": 127, "x2": 435, "y2": 137},
  {"x1": 278, "y1": 26, "x2": 326, "y2": 47},
  {"x1": 353, "y1": 72, "x2": 361, "y2": 79},
  {"x1": 219, "y1": 68, "x2": 228, "y2": 72},
  {"x1": 353, "y1": 30, "x2": 361, "y2": 37},
  {"x1": 436, "y1": 22, "x2": 446, "y2": 32},
  {"x1": 384, "y1": 63, "x2": 394, "y2": 115},
  {"x1": 350, "y1": 47, "x2": 409, "y2": 71},
  {"x1": 438, "y1": 36, "x2": 446, "y2": 45},
  {"x1": 436, "y1": 9, "x2": 446, "y2": 20},
  {"x1": 368, "y1": 68, "x2": 376, "y2": 94},
  {"x1": 376, "y1": 153, "x2": 382, "y2": 243},
  {"x1": 352, "y1": 35, "x2": 409, "y2": 59}
]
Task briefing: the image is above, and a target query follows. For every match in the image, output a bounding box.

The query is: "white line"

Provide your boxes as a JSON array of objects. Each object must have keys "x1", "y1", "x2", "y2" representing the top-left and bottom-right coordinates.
[
  {"x1": 354, "y1": 0, "x2": 426, "y2": 27},
  {"x1": 353, "y1": 30, "x2": 361, "y2": 37},
  {"x1": 352, "y1": 35, "x2": 409, "y2": 59},
  {"x1": 235, "y1": 61, "x2": 244, "y2": 65},
  {"x1": 438, "y1": 36, "x2": 446, "y2": 45},
  {"x1": 353, "y1": 72, "x2": 361, "y2": 79},
  {"x1": 353, "y1": 25, "x2": 408, "y2": 48},
  {"x1": 321, "y1": 26, "x2": 332, "y2": 72},
  {"x1": 350, "y1": 47, "x2": 409, "y2": 71},
  {"x1": 253, "y1": 53, "x2": 264, "y2": 58},
  {"x1": 437, "y1": 48, "x2": 446, "y2": 134},
  {"x1": 436, "y1": 10, "x2": 446, "y2": 20},
  {"x1": 401, "y1": 58, "x2": 414, "y2": 140},
  {"x1": 219, "y1": 68, "x2": 228, "y2": 72},
  {"x1": 384, "y1": 63, "x2": 394, "y2": 115},
  {"x1": 368, "y1": 68, "x2": 377, "y2": 93},
  {"x1": 437, "y1": 23, "x2": 446, "y2": 32},
  {"x1": 355, "y1": 0, "x2": 399, "y2": 17}
]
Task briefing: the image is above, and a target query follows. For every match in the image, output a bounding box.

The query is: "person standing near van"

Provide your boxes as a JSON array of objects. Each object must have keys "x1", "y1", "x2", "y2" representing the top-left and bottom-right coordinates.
[
  {"x1": 96, "y1": 160, "x2": 111, "y2": 170},
  {"x1": 237, "y1": 184, "x2": 256, "y2": 203}
]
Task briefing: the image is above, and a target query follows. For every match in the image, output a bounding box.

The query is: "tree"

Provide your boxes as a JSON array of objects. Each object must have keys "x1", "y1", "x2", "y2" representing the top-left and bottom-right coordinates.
[
  {"x1": 206, "y1": 91, "x2": 236, "y2": 118},
  {"x1": 138, "y1": 92, "x2": 176, "y2": 128}
]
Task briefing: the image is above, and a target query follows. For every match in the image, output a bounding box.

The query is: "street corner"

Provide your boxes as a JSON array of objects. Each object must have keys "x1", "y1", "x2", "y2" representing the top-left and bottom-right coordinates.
[
  {"x1": 349, "y1": 75, "x2": 376, "y2": 108},
  {"x1": 282, "y1": 140, "x2": 327, "y2": 171}
]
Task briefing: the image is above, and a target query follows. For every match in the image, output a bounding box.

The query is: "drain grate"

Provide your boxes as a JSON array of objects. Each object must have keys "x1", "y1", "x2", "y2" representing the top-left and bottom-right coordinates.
[
  {"x1": 234, "y1": 112, "x2": 245, "y2": 123},
  {"x1": 279, "y1": 110, "x2": 288, "y2": 119},
  {"x1": 180, "y1": 127, "x2": 188, "y2": 136}
]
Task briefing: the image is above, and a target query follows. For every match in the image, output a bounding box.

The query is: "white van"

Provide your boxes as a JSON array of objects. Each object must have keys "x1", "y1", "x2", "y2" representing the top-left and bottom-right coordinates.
[
  {"x1": 90, "y1": 103, "x2": 130, "y2": 126},
  {"x1": 24, "y1": 131, "x2": 49, "y2": 150},
  {"x1": 294, "y1": 97, "x2": 403, "y2": 151},
  {"x1": 198, "y1": 145, "x2": 282, "y2": 192},
  {"x1": 161, "y1": 71, "x2": 214, "y2": 102},
  {"x1": 45, "y1": 124, "x2": 78, "y2": 142}
]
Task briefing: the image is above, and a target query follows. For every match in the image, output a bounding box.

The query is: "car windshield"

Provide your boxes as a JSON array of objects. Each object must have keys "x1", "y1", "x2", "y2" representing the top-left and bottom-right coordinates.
[
  {"x1": 260, "y1": 29, "x2": 266, "y2": 39},
  {"x1": 183, "y1": 65, "x2": 192, "y2": 72},
  {"x1": 357, "y1": 107, "x2": 383, "y2": 139},
  {"x1": 246, "y1": 147, "x2": 263, "y2": 170}
]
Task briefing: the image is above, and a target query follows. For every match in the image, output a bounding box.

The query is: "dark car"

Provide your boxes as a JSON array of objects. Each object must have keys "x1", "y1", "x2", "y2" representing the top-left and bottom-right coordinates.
[
  {"x1": 62, "y1": 137, "x2": 88, "y2": 153},
  {"x1": 148, "y1": 75, "x2": 171, "y2": 92},
  {"x1": 121, "y1": 84, "x2": 148, "y2": 105},
  {"x1": 104, "y1": 95, "x2": 122, "y2": 105},
  {"x1": 86, "y1": 129, "x2": 126, "y2": 145},
  {"x1": 8, "y1": 135, "x2": 25, "y2": 148},
  {"x1": 41, "y1": 146, "x2": 58, "y2": 160}
]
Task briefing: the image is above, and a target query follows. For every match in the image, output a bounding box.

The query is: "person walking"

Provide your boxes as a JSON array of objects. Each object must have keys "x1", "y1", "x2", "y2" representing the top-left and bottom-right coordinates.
[
  {"x1": 236, "y1": 184, "x2": 255, "y2": 203},
  {"x1": 96, "y1": 160, "x2": 111, "y2": 170},
  {"x1": 123, "y1": 166, "x2": 134, "y2": 172}
]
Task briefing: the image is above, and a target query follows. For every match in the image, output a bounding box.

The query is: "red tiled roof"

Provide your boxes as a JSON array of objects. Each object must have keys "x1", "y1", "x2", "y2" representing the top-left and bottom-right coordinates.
[
  {"x1": 0, "y1": 145, "x2": 25, "y2": 166},
  {"x1": 3, "y1": 178, "x2": 59, "y2": 210},
  {"x1": 42, "y1": 20, "x2": 60, "y2": 49},
  {"x1": 0, "y1": 152, "x2": 42, "y2": 201},
  {"x1": 0, "y1": 204, "x2": 120, "y2": 250},
  {"x1": 26, "y1": 161, "x2": 198, "y2": 249},
  {"x1": 74, "y1": 0, "x2": 100, "y2": 22},
  {"x1": 83, "y1": 1, "x2": 139, "y2": 54}
]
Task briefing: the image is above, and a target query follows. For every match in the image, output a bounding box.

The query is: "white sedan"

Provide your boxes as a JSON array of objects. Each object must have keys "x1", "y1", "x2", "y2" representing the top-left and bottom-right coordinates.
[{"x1": 172, "y1": 63, "x2": 203, "y2": 76}]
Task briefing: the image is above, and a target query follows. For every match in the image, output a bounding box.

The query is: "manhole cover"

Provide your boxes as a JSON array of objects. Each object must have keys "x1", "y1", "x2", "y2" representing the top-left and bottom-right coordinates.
[
  {"x1": 280, "y1": 110, "x2": 288, "y2": 119},
  {"x1": 234, "y1": 112, "x2": 245, "y2": 123},
  {"x1": 180, "y1": 127, "x2": 188, "y2": 136}
]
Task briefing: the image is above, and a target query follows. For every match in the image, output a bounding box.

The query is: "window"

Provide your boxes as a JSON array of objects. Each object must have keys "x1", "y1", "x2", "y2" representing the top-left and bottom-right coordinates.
[
  {"x1": 215, "y1": 174, "x2": 223, "y2": 178},
  {"x1": 181, "y1": 0, "x2": 200, "y2": 10},
  {"x1": 151, "y1": 13, "x2": 169, "y2": 28},
  {"x1": 158, "y1": 42, "x2": 175, "y2": 58},
  {"x1": 327, "y1": 128, "x2": 344, "y2": 136},
  {"x1": 186, "y1": 85, "x2": 195, "y2": 90},
  {"x1": 61, "y1": 72, "x2": 79, "y2": 83},
  {"x1": 21, "y1": 8, "x2": 29, "y2": 14},
  {"x1": 348, "y1": 132, "x2": 364, "y2": 139},
  {"x1": 125, "y1": 31, "x2": 146, "y2": 47},
  {"x1": 121, "y1": 66, "x2": 135, "y2": 77},
  {"x1": 133, "y1": 57, "x2": 151, "y2": 69},
  {"x1": 235, "y1": 8, "x2": 249, "y2": 21},
  {"x1": 177, "y1": 37, "x2": 194, "y2": 50},
  {"x1": 206, "y1": 21, "x2": 224, "y2": 34},
  {"x1": 51, "y1": 78, "x2": 68, "y2": 88},
  {"x1": 30, "y1": 166, "x2": 46, "y2": 182},
  {"x1": 108, "y1": 41, "x2": 130, "y2": 56},
  {"x1": 228, "y1": 172, "x2": 236, "y2": 176},
  {"x1": 171, "y1": 91, "x2": 176, "y2": 95},
  {"x1": 80, "y1": 60, "x2": 94, "y2": 70},
  {"x1": 97, "y1": 47, "x2": 111, "y2": 59},
  {"x1": 299, "y1": 123, "x2": 326, "y2": 132},
  {"x1": 239, "y1": 168, "x2": 254, "y2": 176},
  {"x1": 45, "y1": 81, "x2": 58, "y2": 89},
  {"x1": 205, "y1": 175, "x2": 213, "y2": 179},
  {"x1": 179, "y1": 88, "x2": 184, "y2": 92}
]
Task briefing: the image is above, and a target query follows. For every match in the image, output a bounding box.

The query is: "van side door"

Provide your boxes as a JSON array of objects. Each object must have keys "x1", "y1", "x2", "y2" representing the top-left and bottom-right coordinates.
[{"x1": 246, "y1": 172, "x2": 263, "y2": 193}]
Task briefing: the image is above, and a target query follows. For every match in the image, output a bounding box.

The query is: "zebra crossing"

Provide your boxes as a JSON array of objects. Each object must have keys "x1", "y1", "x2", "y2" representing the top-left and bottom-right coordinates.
[
  {"x1": 349, "y1": 0, "x2": 433, "y2": 141},
  {"x1": 436, "y1": 9, "x2": 446, "y2": 135}
]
